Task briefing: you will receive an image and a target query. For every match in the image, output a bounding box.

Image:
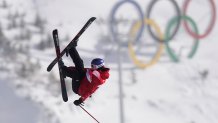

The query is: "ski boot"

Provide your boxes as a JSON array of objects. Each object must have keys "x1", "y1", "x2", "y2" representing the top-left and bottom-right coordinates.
[{"x1": 66, "y1": 39, "x2": 78, "y2": 57}]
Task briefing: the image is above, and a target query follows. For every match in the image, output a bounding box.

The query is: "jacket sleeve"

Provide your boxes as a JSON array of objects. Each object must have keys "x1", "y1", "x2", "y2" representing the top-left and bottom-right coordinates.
[
  {"x1": 80, "y1": 87, "x2": 99, "y2": 102},
  {"x1": 100, "y1": 68, "x2": 110, "y2": 80},
  {"x1": 80, "y1": 94, "x2": 90, "y2": 102}
]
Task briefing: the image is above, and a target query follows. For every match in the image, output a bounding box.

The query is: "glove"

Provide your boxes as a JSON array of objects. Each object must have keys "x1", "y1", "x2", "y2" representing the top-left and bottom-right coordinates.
[{"x1": 74, "y1": 98, "x2": 84, "y2": 106}]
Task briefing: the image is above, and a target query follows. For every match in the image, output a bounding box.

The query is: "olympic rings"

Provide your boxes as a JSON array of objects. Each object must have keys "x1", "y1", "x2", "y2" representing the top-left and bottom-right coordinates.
[
  {"x1": 108, "y1": 0, "x2": 216, "y2": 68},
  {"x1": 109, "y1": 0, "x2": 144, "y2": 44},
  {"x1": 165, "y1": 15, "x2": 199, "y2": 62},
  {"x1": 128, "y1": 19, "x2": 164, "y2": 68},
  {"x1": 146, "y1": 0, "x2": 181, "y2": 43},
  {"x1": 183, "y1": 0, "x2": 216, "y2": 39}
]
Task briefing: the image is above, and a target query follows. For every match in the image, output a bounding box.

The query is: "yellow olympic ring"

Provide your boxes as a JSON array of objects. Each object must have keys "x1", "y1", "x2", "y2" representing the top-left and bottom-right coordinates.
[{"x1": 128, "y1": 19, "x2": 164, "y2": 69}]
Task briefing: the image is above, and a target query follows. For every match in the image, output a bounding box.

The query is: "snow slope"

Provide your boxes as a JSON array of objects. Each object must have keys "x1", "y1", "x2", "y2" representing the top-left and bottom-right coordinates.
[{"x1": 0, "y1": 0, "x2": 218, "y2": 123}]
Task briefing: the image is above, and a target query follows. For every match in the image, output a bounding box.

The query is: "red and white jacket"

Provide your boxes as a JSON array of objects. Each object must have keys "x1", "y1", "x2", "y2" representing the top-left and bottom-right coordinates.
[{"x1": 78, "y1": 68, "x2": 110, "y2": 101}]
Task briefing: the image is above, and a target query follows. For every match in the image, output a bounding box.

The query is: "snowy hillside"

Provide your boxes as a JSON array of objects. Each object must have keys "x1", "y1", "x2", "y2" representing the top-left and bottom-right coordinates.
[{"x1": 0, "y1": 0, "x2": 218, "y2": 123}]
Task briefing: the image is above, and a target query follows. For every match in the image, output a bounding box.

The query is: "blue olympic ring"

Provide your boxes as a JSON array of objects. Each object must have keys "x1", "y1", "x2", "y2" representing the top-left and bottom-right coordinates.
[{"x1": 109, "y1": 0, "x2": 144, "y2": 44}]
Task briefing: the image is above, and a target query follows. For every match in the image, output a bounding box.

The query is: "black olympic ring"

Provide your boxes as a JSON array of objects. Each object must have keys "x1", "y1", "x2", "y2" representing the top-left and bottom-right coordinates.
[{"x1": 146, "y1": 0, "x2": 182, "y2": 43}]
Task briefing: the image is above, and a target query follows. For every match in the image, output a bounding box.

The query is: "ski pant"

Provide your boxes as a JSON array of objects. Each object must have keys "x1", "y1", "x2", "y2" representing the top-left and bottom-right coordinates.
[{"x1": 62, "y1": 47, "x2": 86, "y2": 94}]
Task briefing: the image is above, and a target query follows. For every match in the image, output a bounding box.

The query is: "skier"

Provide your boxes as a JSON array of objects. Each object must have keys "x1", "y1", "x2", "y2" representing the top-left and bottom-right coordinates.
[{"x1": 60, "y1": 40, "x2": 110, "y2": 106}]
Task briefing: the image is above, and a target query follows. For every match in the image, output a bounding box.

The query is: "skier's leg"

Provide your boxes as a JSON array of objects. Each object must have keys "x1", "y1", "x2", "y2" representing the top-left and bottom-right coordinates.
[
  {"x1": 68, "y1": 47, "x2": 86, "y2": 77},
  {"x1": 61, "y1": 65, "x2": 81, "y2": 93},
  {"x1": 72, "y1": 80, "x2": 80, "y2": 94},
  {"x1": 61, "y1": 66, "x2": 75, "y2": 78},
  {"x1": 67, "y1": 44, "x2": 86, "y2": 94},
  {"x1": 61, "y1": 65, "x2": 81, "y2": 94}
]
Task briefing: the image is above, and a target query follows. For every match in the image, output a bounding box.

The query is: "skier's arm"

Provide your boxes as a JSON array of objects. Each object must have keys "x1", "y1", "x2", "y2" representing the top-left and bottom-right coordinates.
[
  {"x1": 99, "y1": 68, "x2": 110, "y2": 80},
  {"x1": 80, "y1": 88, "x2": 98, "y2": 102},
  {"x1": 79, "y1": 68, "x2": 110, "y2": 102}
]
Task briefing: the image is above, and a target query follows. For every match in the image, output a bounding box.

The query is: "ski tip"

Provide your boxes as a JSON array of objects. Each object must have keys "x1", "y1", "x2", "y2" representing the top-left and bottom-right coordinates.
[
  {"x1": 63, "y1": 97, "x2": 68, "y2": 102},
  {"x1": 91, "y1": 17, "x2": 96, "y2": 21},
  {"x1": 53, "y1": 29, "x2": 58, "y2": 34},
  {"x1": 47, "y1": 66, "x2": 51, "y2": 72}
]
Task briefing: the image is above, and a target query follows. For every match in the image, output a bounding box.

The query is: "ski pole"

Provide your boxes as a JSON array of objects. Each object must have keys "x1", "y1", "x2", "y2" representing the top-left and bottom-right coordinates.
[{"x1": 79, "y1": 105, "x2": 100, "y2": 123}]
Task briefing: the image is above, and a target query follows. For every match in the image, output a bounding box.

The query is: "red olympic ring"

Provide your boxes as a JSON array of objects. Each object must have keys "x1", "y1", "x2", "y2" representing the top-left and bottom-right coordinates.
[{"x1": 183, "y1": 0, "x2": 216, "y2": 39}]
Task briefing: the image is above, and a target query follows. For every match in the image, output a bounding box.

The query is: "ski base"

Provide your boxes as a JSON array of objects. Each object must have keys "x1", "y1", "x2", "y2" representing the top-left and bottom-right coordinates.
[
  {"x1": 47, "y1": 17, "x2": 96, "y2": 72},
  {"x1": 53, "y1": 29, "x2": 68, "y2": 102}
]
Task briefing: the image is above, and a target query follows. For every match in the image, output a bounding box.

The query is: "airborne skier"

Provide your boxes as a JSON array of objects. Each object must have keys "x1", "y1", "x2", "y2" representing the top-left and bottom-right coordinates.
[
  {"x1": 59, "y1": 39, "x2": 110, "y2": 106},
  {"x1": 49, "y1": 17, "x2": 110, "y2": 105}
]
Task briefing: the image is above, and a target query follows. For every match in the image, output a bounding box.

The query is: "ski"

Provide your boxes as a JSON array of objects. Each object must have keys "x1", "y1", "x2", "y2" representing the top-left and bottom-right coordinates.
[
  {"x1": 47, "y1": 17, "x2": 96, "y2": 72},
  {"x1": 53, "y1": 29, "x2": 68, "y2": 102}
]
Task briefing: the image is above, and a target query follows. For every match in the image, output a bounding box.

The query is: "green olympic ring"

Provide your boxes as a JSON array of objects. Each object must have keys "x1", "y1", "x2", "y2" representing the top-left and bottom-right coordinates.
[{"x1": 165, "y1": 15, "x2": 199, "y2": 62}]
